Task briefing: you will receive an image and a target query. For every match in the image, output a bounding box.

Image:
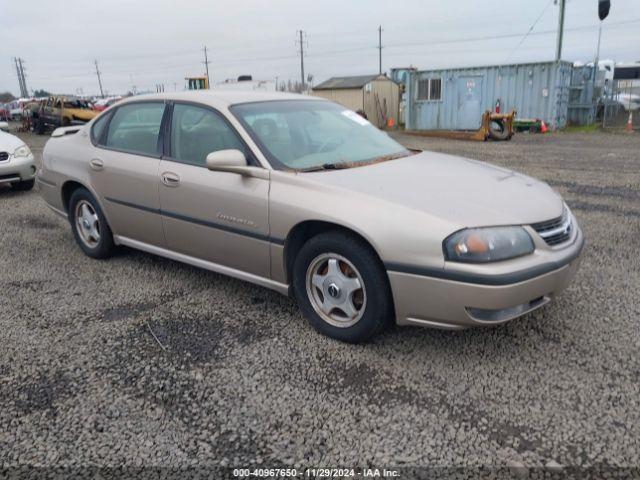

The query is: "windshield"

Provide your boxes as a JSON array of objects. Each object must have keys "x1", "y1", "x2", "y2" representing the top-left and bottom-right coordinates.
[
  {"x1": 230, "y1": 100, "x2": 410, "y2": 171},
  {"x1": 63, "y1": 99, "x2": 90, "y2": 109}
]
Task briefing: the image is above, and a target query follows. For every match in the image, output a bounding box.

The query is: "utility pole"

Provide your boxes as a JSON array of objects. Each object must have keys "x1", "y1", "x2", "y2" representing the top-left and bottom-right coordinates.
[
  {"x1": 94, "y1": 60, "x2": 105, "y2": 98},
  {"x1": 555, "y1": 0, "x2": 566, "y2": 62},
  {"x1": 14, "y1": 58, "x2": 24, "y2": 97},
  {"x1": 297, "y1": 30, "x2": 306, "y2": 92},
  {"x1": 593, "y1": 1, "x2": 611, "y2": 122},
  {"x1": 592, "y1": 22, "x2": 603, "y2": 92},
  {"x1": 378, "y1": 25, "x2": 383, "y2": 75},
  {"x1": 14, "y1": 58, "x2": 28, "y2": 98},
  {"x1": 203, "y1": 46, "x2": 211, "y2": 89},
  {"x1": 18, "y1": 59, "x2": 29, "y2": 97}
]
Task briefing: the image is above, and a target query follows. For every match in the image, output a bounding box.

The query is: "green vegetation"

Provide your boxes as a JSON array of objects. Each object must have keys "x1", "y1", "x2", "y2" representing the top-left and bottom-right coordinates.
[
  {"x1": 0, "y1": 92, "x2": 16, "y2": 103},
  {"x1": 33, "y1": 89, "x2": 52, "y2": 98},
  {"x1": 561, "y1": 123, "x2": 601, "y2": 133}
]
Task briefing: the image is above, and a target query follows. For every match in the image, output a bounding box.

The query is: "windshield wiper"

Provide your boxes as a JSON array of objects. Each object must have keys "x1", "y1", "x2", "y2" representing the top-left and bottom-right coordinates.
[
  {"x1": 298, "y1": 163, "x2": 347, "y2": 172},
  {"x1": 297, "y1": 151, "x2": 415, "y2": 173}
]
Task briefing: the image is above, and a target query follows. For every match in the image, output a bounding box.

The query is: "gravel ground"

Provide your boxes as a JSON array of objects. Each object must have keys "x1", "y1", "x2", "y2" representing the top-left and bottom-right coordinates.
[{"x1": 0, "y1": 129, "x2": 638, "y2": 477}]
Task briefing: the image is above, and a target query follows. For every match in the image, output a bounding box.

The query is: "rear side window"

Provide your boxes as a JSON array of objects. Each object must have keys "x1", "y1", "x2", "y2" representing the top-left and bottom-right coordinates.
[
  {"x1": 170, "y1": 103, "x2": 246, "y2": 166},
  {"x1": 91, "y1": 112, "x2": 111, "y2": 145},
  {"x1": 105, "y1": 103, "x2": 165, "y2": 156}
]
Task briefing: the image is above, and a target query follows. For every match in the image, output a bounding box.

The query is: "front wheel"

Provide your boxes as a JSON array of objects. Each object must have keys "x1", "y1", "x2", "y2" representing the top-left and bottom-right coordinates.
[
  {"x1": 68, "y1": 188, "x2": 115, "y2": 259},
  {"x1": 292, "y1": 231, "x2": 393, "y2": 343}
]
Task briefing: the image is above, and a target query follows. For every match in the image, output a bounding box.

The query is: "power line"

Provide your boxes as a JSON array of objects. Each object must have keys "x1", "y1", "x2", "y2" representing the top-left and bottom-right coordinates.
[
  {"x1": 505, "y1": 0, "x2": 554, "y2": 63},
  {"x1": 20, "y1": 17, "x2": 640, "y2": 92}
]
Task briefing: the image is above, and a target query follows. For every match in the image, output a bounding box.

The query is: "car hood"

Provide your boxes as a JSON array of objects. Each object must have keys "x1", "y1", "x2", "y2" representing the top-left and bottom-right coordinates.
[
  {"x1": 302, "y1": 151, "x2": 564, "y2": 227},
  {"x1": 0, "y1": 130, "x2": 25, "y2": 152}
]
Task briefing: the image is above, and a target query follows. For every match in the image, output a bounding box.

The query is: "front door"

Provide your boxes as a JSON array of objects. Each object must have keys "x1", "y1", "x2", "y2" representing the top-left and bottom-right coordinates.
[
  {"x1": 158, "y1": 102, "x2": 270, "y2": 277},
  {"x1": 89, "y1": 101, "x2": 166, "y2": 246},
  {"x1": 456, "y1": 76, "x2": 483, "y2": 130}
]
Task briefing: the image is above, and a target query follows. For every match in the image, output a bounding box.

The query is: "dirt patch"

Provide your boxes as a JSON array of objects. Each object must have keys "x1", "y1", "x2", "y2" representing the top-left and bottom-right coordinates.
[{"x1": 2, "y1": 370, "x2": 78, "y2": 417}]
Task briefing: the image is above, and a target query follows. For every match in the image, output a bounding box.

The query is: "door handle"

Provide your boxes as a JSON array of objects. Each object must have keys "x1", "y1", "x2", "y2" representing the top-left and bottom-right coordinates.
[
  {"x1": 90, "y1": 158, "x2": 104, "y2": 171},
  {"x1": 161, "y1": 172, "x2": 180, "y2": 187}
]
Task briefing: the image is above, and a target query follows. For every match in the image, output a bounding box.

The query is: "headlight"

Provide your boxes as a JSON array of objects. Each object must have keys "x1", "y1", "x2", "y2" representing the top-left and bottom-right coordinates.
[
  {"x1": 444, "y1": 226, "x2": 534, "y2": 263},
  {"x1": 14, "y1": 145, "x2": 31, "y2": 158}
]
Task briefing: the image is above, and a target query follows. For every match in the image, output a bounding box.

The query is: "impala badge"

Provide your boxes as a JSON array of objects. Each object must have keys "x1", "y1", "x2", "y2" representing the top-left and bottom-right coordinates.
[{"x1": 217, "y1": 212, "x2": 257, "y2": 228}]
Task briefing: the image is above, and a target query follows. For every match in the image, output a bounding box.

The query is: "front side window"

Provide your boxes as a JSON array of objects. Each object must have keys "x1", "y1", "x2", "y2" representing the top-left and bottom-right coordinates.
[
  {"x1": 91, "y1": 112, "x2": 111, "y2": 145},
  {"x1": 231, "y1": 100, "x2": 410, "y2": 171},
  {"x1": 105, "y1": 102, "x2": 165, "y2": 156},
  {"x1": 170, "y1": 103, "x2": 245, "y2": 166}
]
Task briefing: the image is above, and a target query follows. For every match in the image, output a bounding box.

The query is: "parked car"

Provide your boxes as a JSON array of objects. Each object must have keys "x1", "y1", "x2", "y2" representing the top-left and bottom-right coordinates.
[
  {"x1": 38, "y1": 91, "x2": 584, "y2": 342},
  {"x1": 0, "y1": 105, "x2": 10, "y2": 122},
  {"x1": 0, "y1": 125, "x2": 36, "y2": 191},
  {"x1": 37, "y1": 96, "x2": 98, "y2": 133},
  {"x1": 93, "y1": 96, "x2": 122, "y2": 112}
]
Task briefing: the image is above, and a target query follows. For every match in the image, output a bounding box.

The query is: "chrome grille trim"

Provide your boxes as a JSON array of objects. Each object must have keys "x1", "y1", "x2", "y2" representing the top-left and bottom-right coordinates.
[
  {"x1": 531, "y1": 206, "x2": 572, "y2": 246},
  {"x1": 0, "y1": 152, "x2": 9, "y2": 162}
]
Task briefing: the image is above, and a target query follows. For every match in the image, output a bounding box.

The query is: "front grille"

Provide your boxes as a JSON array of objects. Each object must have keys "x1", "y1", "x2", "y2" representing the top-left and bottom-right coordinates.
[
  {"x1": 0, "y1": 152, "x2": 8, "y2": 162},
  {"x1": 531, "y1": 207, "x2": 572, "y2": 246}
]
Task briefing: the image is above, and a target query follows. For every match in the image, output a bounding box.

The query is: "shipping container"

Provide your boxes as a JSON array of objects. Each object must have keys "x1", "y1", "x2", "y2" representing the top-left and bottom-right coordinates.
[{"x1": 399, "y1": 61, "x2": 574, "y2": 131}]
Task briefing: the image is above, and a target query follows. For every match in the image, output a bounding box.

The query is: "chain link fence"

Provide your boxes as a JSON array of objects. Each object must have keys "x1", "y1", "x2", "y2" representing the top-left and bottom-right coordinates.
[{"x1": 601, "y1": 79, "x2": 639, "y2": 130}]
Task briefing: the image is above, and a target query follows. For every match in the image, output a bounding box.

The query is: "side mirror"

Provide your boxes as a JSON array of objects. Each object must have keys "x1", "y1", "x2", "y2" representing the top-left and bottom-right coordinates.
[
  {"x1": 206, "y1": 149, "x2": 248, "y2": 173},
  {"x1": 205, "y1": 149, "x2": 269, "y2": 179},
  {"x1": 0, "y1": 121, "x2": 9, "y2": 132}
]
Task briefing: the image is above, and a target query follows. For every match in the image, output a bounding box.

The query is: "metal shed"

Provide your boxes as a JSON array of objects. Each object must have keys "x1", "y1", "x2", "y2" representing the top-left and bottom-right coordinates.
[
  {"x1": 311, "y1": 74, "x2": 400, "y2": 128},
  {"x1": 399, "y1": 61, "x2": 574, "y2": 131}
]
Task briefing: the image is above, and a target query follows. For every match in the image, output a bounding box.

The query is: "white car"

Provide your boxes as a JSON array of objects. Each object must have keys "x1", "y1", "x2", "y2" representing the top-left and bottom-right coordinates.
[
  {"x1": 0, "y1": 124, "x2": 36, "y2": 191},
  {"x1": 616, "y1": 93, "x2": 640, "y2": 112}
]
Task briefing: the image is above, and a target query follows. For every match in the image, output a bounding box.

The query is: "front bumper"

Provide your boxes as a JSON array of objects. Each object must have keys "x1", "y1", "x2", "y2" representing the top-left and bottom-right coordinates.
[
  {"x1": 389, "y1": 226, "x2": 584, "y2": 329},
  {"x1": 0, "y1": 154, "x2": 36, "y2": 184}
]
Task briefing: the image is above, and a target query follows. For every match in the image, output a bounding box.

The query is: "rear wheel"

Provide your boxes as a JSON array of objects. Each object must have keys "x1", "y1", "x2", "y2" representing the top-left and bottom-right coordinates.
[
  {"x1": 293, "y1": 231, "x2": 393, "y2": 343},
  {"x1": 68, "y1": 188, "x2": 115, "y2": 259},
  {"x1": 10, "y1": 179, "x2": 35, "y2": 191}
]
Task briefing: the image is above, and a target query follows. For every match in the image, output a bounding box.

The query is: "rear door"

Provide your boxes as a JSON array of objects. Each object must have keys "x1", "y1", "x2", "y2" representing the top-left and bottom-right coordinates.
[
  {"x1": 158, "y1": 102, "x2": 270, "y2": 277},
  {"x1": 89, "y1": 101, "x2": 166, "y2": 246}
]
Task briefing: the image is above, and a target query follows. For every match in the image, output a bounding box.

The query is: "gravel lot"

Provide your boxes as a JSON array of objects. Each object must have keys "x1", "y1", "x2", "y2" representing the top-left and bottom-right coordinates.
[{"x1": 1, "y1": 129, "x2": 639, "y2": 476}]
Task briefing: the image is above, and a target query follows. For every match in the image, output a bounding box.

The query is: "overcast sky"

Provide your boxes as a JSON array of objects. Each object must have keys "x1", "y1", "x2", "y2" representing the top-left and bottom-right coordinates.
[{"x1": 1, "y1": 0, "x2": 638, "y2": 97}]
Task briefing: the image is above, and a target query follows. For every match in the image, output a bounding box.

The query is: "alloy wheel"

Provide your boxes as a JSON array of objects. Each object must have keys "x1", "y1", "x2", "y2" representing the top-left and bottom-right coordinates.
[
  {"x1": 305, "y1": 253, "x2": 367, "y2": 328},
  {"x1": 75, "y1": 200, "x2": 101, "y2": 248}
]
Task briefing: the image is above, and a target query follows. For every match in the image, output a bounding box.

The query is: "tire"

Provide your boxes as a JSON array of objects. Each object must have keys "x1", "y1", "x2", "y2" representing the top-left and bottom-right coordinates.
[
  {"x1": 36, "y1": 118, "x2": 46, "y2": 135},
  {"x1": 68, "y1": 188, "x2": 115, "y2": 259},
  {"x1": 10, "y1": 179, "x2": 35, "y2": 191},
  {"x1": 489, "y1": 119, "x2": 510, "y2": 141},
  {"x1": 292, "y1": 230, "x2": 393, "y2": 343}
]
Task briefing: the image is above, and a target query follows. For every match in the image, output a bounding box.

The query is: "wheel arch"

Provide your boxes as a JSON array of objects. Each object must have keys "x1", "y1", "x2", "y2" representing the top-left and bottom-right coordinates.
[
  {"x1": 283, "y1": 220, "x2": 386, "y2": 285},
  {"x1": 61, "y1": 180, "x2": 87, "y2": 213},
  {"x1": 60, "y1": 180, "x2": 111, "y2": 227}
]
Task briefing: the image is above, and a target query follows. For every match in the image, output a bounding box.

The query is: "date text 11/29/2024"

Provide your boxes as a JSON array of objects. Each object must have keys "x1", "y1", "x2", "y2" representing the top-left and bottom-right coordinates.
[{"x1": 232, "y1": 468, "x2": 400, "y2": 477}]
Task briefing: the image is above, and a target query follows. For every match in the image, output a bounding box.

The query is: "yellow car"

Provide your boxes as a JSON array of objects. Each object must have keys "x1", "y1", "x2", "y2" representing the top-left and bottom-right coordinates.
[{"x1": 39, "y1": 96, "x2": 98, "y2": 131}]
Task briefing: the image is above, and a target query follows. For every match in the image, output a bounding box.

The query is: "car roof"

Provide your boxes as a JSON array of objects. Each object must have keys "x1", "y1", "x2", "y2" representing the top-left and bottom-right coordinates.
[{"x1": 117, "y1": 90, "x2": 324, "y2": 108}]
